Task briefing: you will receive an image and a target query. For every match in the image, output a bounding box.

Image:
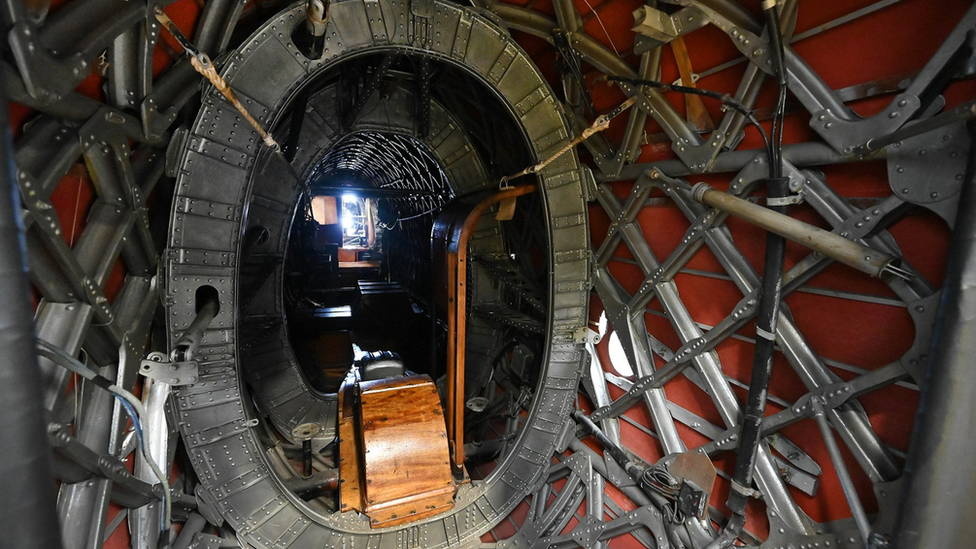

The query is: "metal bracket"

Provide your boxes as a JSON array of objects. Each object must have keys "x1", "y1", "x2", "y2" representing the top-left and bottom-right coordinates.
[
  {"x1": 409, "y1": 0, "x2": 433, "y2": 47},
  {"x1": 555, "y1": 417, "x2": 577, "y2": 454},
  {"x1": 672, "y1": 73, "x2": 700, "y2": 87},
  {"x1": 887, "y1": 120, "x2": 969, "y2": 213},
  {"x1": 580, "y1": 165, "x2": 597, "y2": 203},
  {"x1": 7, "y1": 22, "x2": 89, "y2": 103},
  {"x1": 810, "y1": 93, "x2": 922, "y2": 154},
  {"x1": 165, "y1": 126, "x2": 190, "y2": 177},
  {"x1": 791, "y1": 383, "x2": 855, "y2": 418},
  {"x1": 140, "y1": 351, "x2": 199, "y2": 386},
  {"x1": 573, "y1": 326, "x2": 599, "y2": 344}
]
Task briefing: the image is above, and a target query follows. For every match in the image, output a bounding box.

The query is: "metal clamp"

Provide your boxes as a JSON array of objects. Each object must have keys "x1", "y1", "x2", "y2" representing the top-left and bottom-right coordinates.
[
  {"x1": 766, "y1": 191, "x2": 805, "y2": 207},
  {"x1": 729, "y1": 479, "x2": 761, "y2": 499}
]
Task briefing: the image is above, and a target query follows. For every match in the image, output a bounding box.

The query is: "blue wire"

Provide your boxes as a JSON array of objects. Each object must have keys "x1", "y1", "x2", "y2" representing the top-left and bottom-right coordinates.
[
  {"x1": 112, "y1": 394, "x2": 163, "y2": 532},
  {"x1": 114, "y1": 396, "x2": 145, "y2": 448}
]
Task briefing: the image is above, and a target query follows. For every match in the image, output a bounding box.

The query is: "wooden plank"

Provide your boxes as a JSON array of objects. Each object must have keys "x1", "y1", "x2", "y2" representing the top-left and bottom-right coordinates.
[{"x1": 671, "y1": 36, "x2": 715, "y2": 132}]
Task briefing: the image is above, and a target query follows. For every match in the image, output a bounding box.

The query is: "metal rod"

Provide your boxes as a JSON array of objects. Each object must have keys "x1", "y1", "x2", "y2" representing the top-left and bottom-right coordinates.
[
  {"x1": 131, "y1": 377, "x2": 173, "y2": 548},
  {"x1": 865, "y1": 100, "x2": 976, "y2": 151},
  {"x1": 172, "y1": 513, "x2": 207, "y2": 549},
  {"x1": 172, "y1": 295, "x2": 219, "y2": 362},
  {"x1": 605, "y1": 141, "x2": 858, "y2": 182},
  {"x1": 285, "y1": 468, "x2": 339, "y2": 496},
  {"x1": 300, "y1": 0, "x2": 329, "y2": 58},
  {"x1": 302, "y1": 439, "x2": 313, "y2": 478},
  {"x1": 812, "y1": 398, "x2": 872, "y2": 545},
  {"x1": 572, "y1": 410, "x2": 642, "y2": 480}
]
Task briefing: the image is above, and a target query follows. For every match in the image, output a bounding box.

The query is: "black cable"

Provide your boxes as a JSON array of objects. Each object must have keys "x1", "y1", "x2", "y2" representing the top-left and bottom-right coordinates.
[
  {"x1": 36, "y1": 339, "x2": 174, "y2": 536},
  {"x1": 554, "y1": 29, "x2": 597, "y2": 116},
  {"x1": 573, "y1": 411, "x2": 687, "y2": 547},
  {"x1": 765, "y1": 0, "x2": 788, "y2": 178},
  {"x1": 713, "y1": 2, "x2": 792, "y2": 547},
  {"x1": 601, "y1": 74, "x2": 773, "y2": 162}
]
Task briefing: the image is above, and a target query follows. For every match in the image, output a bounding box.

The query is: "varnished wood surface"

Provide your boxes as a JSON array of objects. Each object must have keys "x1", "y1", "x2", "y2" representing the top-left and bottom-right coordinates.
[
  {"x1": 358, "y1": 375, "x2": 455, "y2": 527},
  {"x1": 442, "y1": 186, "x2": 537, "y2": 470},
  {"x1": 338, "y1": 369, "x2": 363, "y2": 513}
]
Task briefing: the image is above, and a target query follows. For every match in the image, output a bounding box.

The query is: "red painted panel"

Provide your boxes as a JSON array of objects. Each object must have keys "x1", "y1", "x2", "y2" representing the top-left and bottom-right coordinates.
[{"x1": 13, "y1": 0, "x2": 964, "y2": 545}]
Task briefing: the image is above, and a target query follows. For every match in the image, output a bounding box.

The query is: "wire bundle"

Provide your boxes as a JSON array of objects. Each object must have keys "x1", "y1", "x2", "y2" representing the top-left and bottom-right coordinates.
[
  {"x1": 711, "y1": 3, "x2": 792, "y2": 547},
  {"x1": 640, "y1": 464, "x2": 686, "y2": 523},
  {"x1": 36, "y1": 339, "x2": 173, "y2": 543},
  {"x1": 599, "y1": 74, "x2": 773, "y2": 163}
]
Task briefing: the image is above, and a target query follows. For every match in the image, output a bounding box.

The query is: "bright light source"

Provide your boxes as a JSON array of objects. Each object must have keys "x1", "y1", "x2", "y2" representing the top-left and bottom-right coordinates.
[
  {"x1": 341, "y1": 194, "x2": 359, "y2": 232},
  {"x1": 608, "y1": 331, "x2": 634, "y2": 377}
]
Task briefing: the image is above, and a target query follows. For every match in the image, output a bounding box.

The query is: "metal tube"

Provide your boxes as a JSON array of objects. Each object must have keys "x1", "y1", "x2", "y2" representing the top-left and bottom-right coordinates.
[
  {"x1": 812, "y1": 399, "x2": 872, "y2": 545},
  {"x1": 689, "y1": 182, "x2": 902, "y2": 279},
  {"x1": 284, "y1": 468, "x2": 339, "y2": 496},
  {"x1": 172, "y1": 513, "x2": 207, "y2": 549},
  {"x1": 551, "y1": 0, "x2": 583, "y2": 113},
  {"x1": 603, "y1": 141, "x2": 860, "y2": 182},
  {"x1": 0, "y1": 82, "x2": 63, "y2": 548},
  {"x1": 172, "y1": 294, "x2": 219, "y2": 362},
  {"x1": 132, "y1": 377, "x2": 172, "y2": 549},
  {"x1": 572, "y1": 410, "x2": 642, "y2": 479},
  {"x1": 302, "y1": 439, "x2": 313, "y2": 478},
  {"x1": 59, "y1": 366, "x2": 117, "y2": 549},
  {"x1": 583, "y1": 339, "x2": 622, "y2": 444},
  {"x1": 300, "y1": 0, "x2": 328, "y2": 59},
  {"x1": 586, "y1": 470, "x2": 606, "y2": 549}
]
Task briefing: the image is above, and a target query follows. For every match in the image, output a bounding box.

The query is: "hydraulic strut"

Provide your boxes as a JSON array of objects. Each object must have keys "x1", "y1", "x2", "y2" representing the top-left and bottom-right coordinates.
[{"x1": 688, "y1": 181, "x2": 908, "y2": 280}]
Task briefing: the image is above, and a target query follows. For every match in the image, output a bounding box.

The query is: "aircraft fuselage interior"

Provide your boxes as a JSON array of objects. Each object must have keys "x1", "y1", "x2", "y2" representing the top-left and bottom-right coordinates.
[{"x1": 1, "y1": 0, "x2": 975, "y2": 548}]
